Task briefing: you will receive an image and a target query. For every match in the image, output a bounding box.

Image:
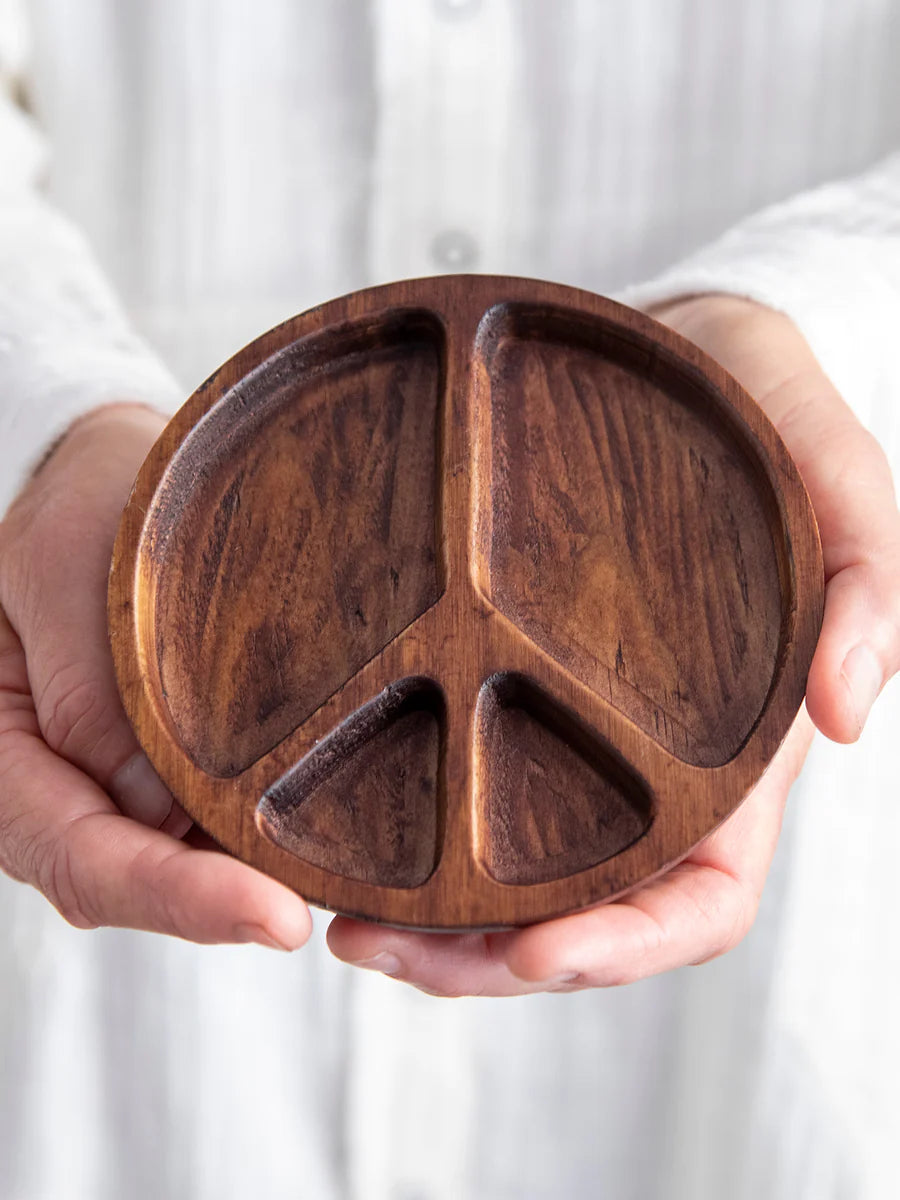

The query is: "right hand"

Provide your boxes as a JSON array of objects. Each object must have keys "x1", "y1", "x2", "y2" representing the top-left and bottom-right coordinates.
[{"x1": 0, "y1": 403, "x2": 311, "y2": 948}]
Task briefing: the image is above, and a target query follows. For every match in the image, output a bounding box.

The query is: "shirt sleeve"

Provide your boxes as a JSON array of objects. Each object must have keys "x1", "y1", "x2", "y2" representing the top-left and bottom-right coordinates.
[
  {"x1": 617, "y1": 151, "x2": 900, "y2": 435},
  {"x1": 0, "y1": 9, "x2": 181, "y2": 516}
]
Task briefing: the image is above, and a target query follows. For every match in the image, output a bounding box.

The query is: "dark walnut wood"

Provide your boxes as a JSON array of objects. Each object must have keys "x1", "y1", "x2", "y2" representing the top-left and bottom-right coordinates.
[{"x1": 108, "y1": 276, "x2": 823, "y2": 929}]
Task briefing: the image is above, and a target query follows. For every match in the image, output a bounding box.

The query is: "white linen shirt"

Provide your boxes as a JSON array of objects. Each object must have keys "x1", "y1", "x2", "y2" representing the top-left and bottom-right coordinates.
[{"x1": 1, "y1": 2, "x2": 899, "y2": 1198}]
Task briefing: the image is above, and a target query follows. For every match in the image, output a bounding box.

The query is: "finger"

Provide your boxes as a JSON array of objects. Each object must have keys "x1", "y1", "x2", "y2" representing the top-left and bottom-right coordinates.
[
  {"x1": 1, "y1": 407, "x2": 188, "y2": 828},
  {"x1": 0, "y1": 721, "x2": 311, "y2": 948},
  {"x1": 330, "y1": 856, "x2": 757, "y2": 997},
  {"x1": 326, "y1": 868, "x2": 750, "y2": 995},
  {"x1": 0, "y1": 611, "x2": 310, "y2": 945},
  {"x1": 502, "y1": 864, "x2": 749, "y2": 989},
  {"x1": 325, "y1": 923, "x2": 545, "y2": 997},
  {"x1": 327, "y1": 710, "x2": 813, "y2": 996},
  {"x1": 504, "y1": 708, "x2": 813, "y2": 988}
]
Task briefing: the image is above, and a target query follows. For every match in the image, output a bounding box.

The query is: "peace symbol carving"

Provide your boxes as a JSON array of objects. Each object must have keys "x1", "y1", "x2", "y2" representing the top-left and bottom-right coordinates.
[{"x1": 109, "y1": 276, "x2": 822, "y2": 929}]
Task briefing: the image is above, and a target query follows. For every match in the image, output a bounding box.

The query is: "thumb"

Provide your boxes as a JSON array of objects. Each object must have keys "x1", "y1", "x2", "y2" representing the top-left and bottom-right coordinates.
[{"x1": 1, "y1": 405, "x2": 185, "y2": 829}]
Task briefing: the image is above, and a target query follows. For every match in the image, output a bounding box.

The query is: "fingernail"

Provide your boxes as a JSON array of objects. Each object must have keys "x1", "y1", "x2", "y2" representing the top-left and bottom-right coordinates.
[
  {"x1": 159, "y1": 801, "x2": 193, "y2": 839},
  {"x1": 542, "y1": 971, "x2": 581, "y2": 989},
  {"x1": 351, "y1": 952, "x2": 402, "y2": 977},
  {"x1": 110, "y1": 752, "x2": 176, "y2": 827},
  {"x1": 233, "y1": 922, "x2": 295, "y2": 951},
  {"x1": 841, "y1": 644, "x2": 883, "y2": 733}
]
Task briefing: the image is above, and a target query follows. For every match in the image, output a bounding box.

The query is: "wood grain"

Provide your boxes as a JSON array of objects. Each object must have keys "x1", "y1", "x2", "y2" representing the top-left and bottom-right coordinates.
[
  {"x1": 257, "y1": 677, "x2": 443, "y2": 888},
  {"x1": 476, "y1": 673, "x2": 651, "y2": 886},
  {"x1": 153, "y1": 317, "x2": 442, "y2": 776},
  {"x1": 483, "y1": 310, "x2": 782, "y2": 766},
  {"x1": 109, "y1": 276, "x2": 823, "y2": 929}
]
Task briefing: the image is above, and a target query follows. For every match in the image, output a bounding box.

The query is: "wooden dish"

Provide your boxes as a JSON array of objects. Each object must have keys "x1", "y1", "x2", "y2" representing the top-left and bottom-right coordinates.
[{"x1": 109, "y1": 275, "x2": 823, "y2": 929}]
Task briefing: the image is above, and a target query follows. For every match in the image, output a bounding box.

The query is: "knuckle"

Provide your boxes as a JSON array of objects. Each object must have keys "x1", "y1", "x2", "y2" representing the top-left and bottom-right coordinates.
[
  {"x1": 700, "y1": 889, "x2": 756, "y2": 963},
  {"x1": 40, "y1": 666, "x2": 115, "y2": 766},
  {"x1": 0, "y1": 809, "x2": 33, "y2": 885},
  {"x1": 153, "y1": 879, "x2": 188, "y2": 941},
  {"x1": 821, "y1": 423, "x2": 891, "y2": 499},
  {"x1": 595, "y1": 910, "x2": 667, "y2": 988},
  {"x1": 677, "y1": 864, "x2": 759, "y2": 965},
  {"x1": 620, "y1": 914, "x2": 666, "y2": 983},
  {"x1": 861, "y1": 427, "x2": 894, "y2": 482},
  {"x1": 32, "y1": 826, "x2": 100, "y2": 930},
  {"x1": 134, "y1": 844, "x2": 190, "y2": 940},
  {"x1": 0, "y1": 769, "x2": 49, "y2": 887},
  {"x1": 721, "y1": 898, "x2": 755, "y2": 956},
  {"x1": 847, "y1": 424, "x2": 886, "y2": 467},
  {"x1": 0, "y1": 504, "x2": 42, "y2": 616}
]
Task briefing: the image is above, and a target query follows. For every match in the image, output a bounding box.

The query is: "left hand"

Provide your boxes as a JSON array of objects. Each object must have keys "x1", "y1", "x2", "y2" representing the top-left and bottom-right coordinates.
[{"x1": 327, "y1": 294, "x2": 900, "y2": 996}]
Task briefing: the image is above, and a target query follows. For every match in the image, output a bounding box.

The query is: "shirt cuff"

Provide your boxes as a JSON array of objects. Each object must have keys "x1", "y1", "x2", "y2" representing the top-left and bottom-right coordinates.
[
  {"x1": 0, "y1": 195, "x2": 183, "y2": 515},
  {"x1": 616, "y1": 162, "x2": 900, "y2": 434},
  {"x1": 2, "y1": 369, "x2": 181, "y2": 506}
]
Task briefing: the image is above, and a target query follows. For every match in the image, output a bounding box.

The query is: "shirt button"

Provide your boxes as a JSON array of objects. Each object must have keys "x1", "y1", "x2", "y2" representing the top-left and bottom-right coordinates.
[
  {"x1": 432, "y1": 0, "x2": 482, "y2": 17},
  {"x1": 430, "y1": 229, "x2": 479, "y2": 270}
]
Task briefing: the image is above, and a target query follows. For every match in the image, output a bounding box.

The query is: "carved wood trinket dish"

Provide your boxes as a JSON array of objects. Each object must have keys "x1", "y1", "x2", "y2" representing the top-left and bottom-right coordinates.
[{"x1": 109, "y1": 276, "x2": 823, "y2": 929}]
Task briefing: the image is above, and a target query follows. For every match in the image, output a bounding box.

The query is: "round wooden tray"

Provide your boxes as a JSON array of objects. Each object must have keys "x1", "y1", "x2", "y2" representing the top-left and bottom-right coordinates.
[{"x1": 109, "y1": 276, "x2": 823, "y2": 929}]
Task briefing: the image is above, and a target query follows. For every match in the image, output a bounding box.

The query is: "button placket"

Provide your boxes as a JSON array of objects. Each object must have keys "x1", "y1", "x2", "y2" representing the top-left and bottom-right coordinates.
[
  {"x1": 432, "y1": 0, "x2": 483, "y2": 17},
  {"x1": 367, "y1": 0, "x2": 517, "y2": 281}
]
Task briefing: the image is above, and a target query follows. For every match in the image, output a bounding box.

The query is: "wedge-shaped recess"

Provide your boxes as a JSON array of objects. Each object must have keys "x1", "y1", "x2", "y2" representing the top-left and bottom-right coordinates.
[
  {"x1": 151, "y1": 312, "x2": 444, "y2": 777},
  {"x1": 476, "y1": 674, "x2": 653, "y2": 886},
  {"x1": 479, "y1": 305, "x2": 786, "y2": 767},
  {"x1": 257, "y1": 678, "x2": 445, "y2": 889}
]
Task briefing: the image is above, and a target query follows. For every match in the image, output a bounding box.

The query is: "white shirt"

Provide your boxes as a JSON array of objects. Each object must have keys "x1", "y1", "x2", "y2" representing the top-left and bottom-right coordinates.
[{"x1": 1, "y1": 2, "x2": 899, "y2": 1198}]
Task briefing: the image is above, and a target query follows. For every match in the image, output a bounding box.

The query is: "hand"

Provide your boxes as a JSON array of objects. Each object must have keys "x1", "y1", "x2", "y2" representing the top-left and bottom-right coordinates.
[
  {"x1": 0, "y1": 405, "x2": 311, "y2": 949},
  {"x1": 327, "y1": 294, "x2": 900, "y2": 995}
]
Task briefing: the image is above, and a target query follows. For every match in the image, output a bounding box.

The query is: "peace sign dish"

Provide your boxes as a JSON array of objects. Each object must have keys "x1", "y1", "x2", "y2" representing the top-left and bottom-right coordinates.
[{"x1": 109, "y1": 276, "x2": 823, "y2": 929}]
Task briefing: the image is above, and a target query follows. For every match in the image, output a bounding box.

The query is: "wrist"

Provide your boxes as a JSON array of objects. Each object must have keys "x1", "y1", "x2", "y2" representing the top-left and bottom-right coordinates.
[
  {"x1": 3, "y1": 402, "x2": 166, "y2": 555},
  {"x1": 645, "y1": 292, "x2": 821, "y2": 399},
  {"x1": 646, "y1": 291, "x2": 785, "y2": 337},
  {"x1": 32, "y1": 401, "x2": 168, "y2": 480}
]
